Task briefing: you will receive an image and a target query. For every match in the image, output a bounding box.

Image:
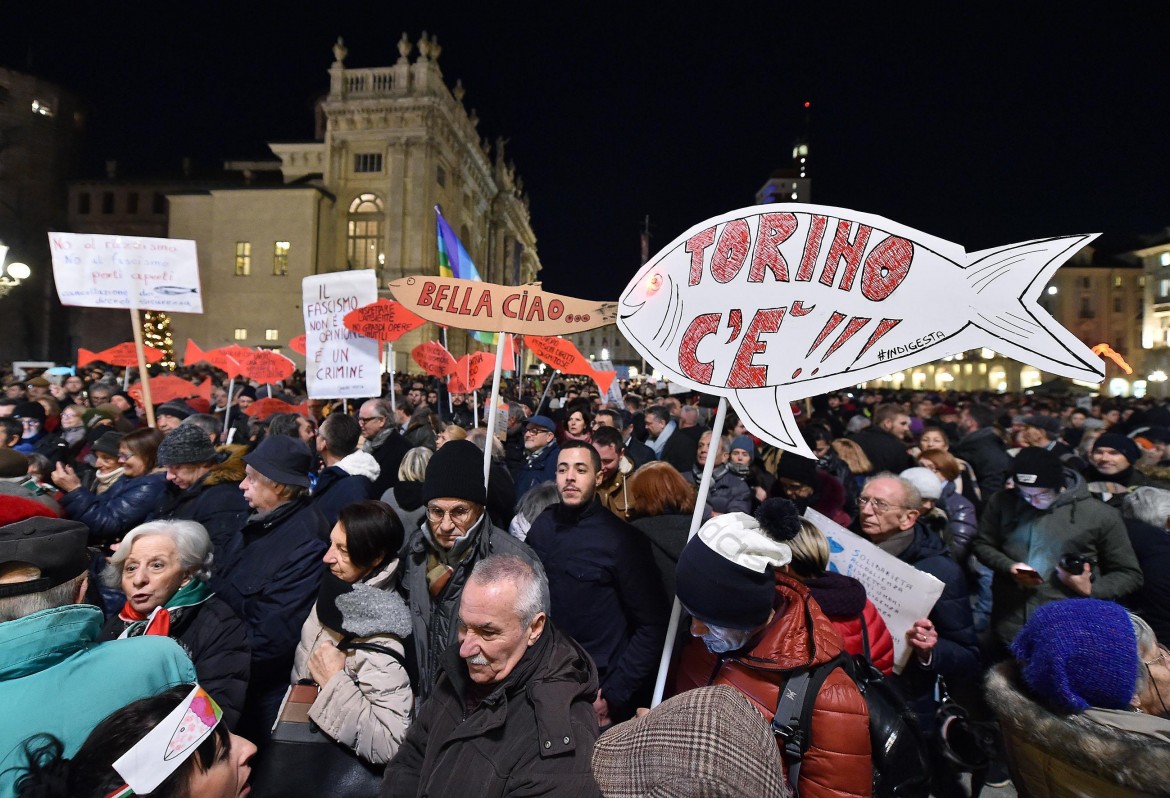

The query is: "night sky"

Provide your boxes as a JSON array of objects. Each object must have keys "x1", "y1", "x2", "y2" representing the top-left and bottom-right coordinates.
[{"x1": 4, "y1": 4, "x2": 1169, "y2": 301}]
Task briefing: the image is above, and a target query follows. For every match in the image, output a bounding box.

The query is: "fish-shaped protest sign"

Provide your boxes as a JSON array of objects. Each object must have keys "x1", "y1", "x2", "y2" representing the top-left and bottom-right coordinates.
[
  {"x1": 525, "y1": 335, "x2": 618, "y2": 395},
  {"x1": 128, "y1": 375, "x2": 212, "y2": 408},
  {"x1": 342, "y1": 298, "x2": 427, "y2": 344},
  {"x1": 79, "y1": 342, "x2": 165, "y2": 368},
  {"x1": 618, "y1": 203, "x2": 1104, "y2": 459},
  {"x1": 244, "y1": 397, "x2": 310, "y2": 420},
  {"x1": 387, "y1": 276, "x2": 617, "y2": 336}
]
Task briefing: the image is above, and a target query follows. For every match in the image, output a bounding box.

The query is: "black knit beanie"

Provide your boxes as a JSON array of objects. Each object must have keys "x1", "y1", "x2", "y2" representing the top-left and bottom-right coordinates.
[{"x1": 422, "y1": 439, "x2": 487, "y2": 505}]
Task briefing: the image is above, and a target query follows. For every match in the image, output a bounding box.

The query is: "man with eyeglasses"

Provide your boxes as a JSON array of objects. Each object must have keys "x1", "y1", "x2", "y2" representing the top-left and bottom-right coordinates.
[
  {"x1": 397, "y1": 439, "x2": 541, "y2": 702},
  {"x1": 973, "y1": 446, "x2": 1142, "y2": 654},
  {"x1": 857, "y1": 472, "x2": 981, "y2": 797},
  {"x1": 359, "y1": 398, "x2": 411, "y2": 499},
  {"x1": 514, "y1": 415, "x2": 560, "y2": 508}
]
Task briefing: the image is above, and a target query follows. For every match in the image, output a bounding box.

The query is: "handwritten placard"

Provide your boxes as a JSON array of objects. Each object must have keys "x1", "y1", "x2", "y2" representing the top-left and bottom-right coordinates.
[
  {"x1": 803, "y1": 507, "x2": 944, "y2": 673},
  {"x1": 302, "y1": 271, "x2": 381, "y2": 399},
  {"x1": 617, "y1": 204, "x2": 1105, "y2": 458},
  {"x1": 48, "y1": 232, "x2": 203, "y2": 313}
]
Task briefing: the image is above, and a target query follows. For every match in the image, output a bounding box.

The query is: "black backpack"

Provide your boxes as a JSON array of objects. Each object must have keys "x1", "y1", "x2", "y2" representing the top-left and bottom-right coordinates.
[{"x1": 771, "y1": 615, "x2": 932, "y2": 798}]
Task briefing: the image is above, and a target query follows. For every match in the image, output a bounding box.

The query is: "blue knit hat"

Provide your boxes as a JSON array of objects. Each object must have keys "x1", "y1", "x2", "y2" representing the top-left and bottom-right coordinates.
[
  {"x1": 730, "y1": 435, "x2": 755, "y2": 458},
  {"x1": 1011, "y1": 598, "x2": 1138, "y2": 712}
]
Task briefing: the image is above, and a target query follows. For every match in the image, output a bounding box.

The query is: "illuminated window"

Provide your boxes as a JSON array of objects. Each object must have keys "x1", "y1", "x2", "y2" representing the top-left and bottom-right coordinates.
[
  {"x1": 235, "y1": 242, "x2": 251, "y2": 276},
  {"x1": 1161, "y1": 253, "x2": 1170, "y2": 267},
  {"x1": 233, "y1": 328, "x2": 247, "y2": 340},
  {"x1": 1160, "y1": 279, "x2": 1170, "y2": 299},
  {"x1": 353, "y1": 153, "x2": 382, "y2": 173},
  {"x1": 30, "y1": 99, "x2": 53, "y2": 117},
  {"x1": 273, "y1": 241, "x2": 289, "y2": 276},
  {"x1": 347, "y1": 194, "x2": 384, "y2": 271},
  {"x1": 265, "y1": 329, "x2": 279, "y2": 341}
]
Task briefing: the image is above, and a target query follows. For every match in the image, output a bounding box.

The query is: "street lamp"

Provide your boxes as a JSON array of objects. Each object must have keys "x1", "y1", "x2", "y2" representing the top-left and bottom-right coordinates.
[{"x1": 0, "y1": 245, "x2": 30, "y2": 298}]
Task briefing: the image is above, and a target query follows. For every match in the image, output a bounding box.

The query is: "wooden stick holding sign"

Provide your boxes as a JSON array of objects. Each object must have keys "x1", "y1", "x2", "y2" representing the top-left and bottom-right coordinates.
[
  {"x1": 389, "y1": 277, "x2": 617, "y2": 498},
  {"x1": 129, "y1": 309, "x2": 156, "y2": 428},
  {"x1": 650, "y1": 397, "x2": 727, "y2": 707}
]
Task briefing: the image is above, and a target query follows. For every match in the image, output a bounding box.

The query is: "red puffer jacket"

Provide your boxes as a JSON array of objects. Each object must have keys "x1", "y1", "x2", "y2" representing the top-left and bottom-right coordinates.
[
  {"x1": 671, "y1": 573, "x2": 872, "y2": 798},
  {"x1": 805, "y1": 571, "x2": 895, "y2": 675}
]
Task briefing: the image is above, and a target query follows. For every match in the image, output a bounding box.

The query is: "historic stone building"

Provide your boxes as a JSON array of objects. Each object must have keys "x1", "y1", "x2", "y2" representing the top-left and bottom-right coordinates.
[{"x1": 168, "y1": 34, "x2": 541, "y2": 371}]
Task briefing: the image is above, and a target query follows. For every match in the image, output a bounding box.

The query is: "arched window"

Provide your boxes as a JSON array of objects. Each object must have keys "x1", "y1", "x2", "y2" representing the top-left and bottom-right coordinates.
[{"x1": 347, "y1": 193, "x2": 384, "y2": 270}]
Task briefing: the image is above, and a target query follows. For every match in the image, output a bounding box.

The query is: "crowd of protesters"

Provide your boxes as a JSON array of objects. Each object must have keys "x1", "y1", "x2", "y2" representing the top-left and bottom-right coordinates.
[{"x1": 2, "y1": 360, "x2": 1170, "y2": 797}]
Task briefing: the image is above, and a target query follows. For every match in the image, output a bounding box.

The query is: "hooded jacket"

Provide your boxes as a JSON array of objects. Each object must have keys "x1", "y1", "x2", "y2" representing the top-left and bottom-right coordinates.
[
  {"x1": 311, "y1": 449, "x2": 381, "y2": 527},
  {"x1": 804, "y1": 571, "x2": 895, "y2": 676},
  {"x1": 986, "y1": 662, "x2": 1170, "y2": 797},
  {"x1": 150, "y1": 445, "x2": 250, "y2": 560},
  {"x1": 0, "y1": 606, "x2": 196, "y2": 798},
  {"x1": 380, "y1": 619, "x2": 601, "y2": 798},
  {"x1": 972, "y1": 469, "x2": 1143, "y2": 648},
  {"x1": 671, "y1": 573, "x2": 872, "y2": 798},
  {"x1": 292, "y1": 558, "x2": 413, "y2": 765}
]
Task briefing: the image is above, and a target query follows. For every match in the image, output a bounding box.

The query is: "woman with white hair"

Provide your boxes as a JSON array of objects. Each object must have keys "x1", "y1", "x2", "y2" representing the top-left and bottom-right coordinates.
[{"x1": 99, "y1": 519, "x2": 251, "y2": 729}]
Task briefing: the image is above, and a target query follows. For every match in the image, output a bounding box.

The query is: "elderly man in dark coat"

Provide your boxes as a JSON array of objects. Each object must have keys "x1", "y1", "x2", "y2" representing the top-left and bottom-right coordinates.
[
  {"x1": 381, "y1": 554, "x2": 600, "y2": 798},
  {"x1": 211, "y1": 435, "x2": 328, "y2": 741},
  {"x1": 396, "y1": 439, "x2": 540, "y2": 702}
]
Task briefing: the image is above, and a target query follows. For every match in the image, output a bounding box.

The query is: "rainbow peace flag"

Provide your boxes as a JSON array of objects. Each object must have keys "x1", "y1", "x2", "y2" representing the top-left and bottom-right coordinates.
[{"x1": 435, "y1": 206, "x2": 496, "y2": 345}]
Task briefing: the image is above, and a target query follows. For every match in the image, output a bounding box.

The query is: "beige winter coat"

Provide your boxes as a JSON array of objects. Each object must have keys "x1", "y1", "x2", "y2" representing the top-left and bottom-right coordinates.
[{"x1": 291, "y1": 559, "x2": 413, "y2": 765}]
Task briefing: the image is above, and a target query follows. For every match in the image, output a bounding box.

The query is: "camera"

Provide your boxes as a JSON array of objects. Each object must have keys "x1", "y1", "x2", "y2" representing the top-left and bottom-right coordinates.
[{"x1": 1058, "y1": 553, "x2": 1095, "y2": 573}]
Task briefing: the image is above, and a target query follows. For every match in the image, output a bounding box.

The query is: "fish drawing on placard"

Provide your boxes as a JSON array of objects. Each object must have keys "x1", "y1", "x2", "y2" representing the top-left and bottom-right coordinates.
[
  {"x1": 153, "y1": 286, "x2": 199, "y2": 295},
  {"x1": 618, "y1": 203, "x2": 1103, "y2": 459}
]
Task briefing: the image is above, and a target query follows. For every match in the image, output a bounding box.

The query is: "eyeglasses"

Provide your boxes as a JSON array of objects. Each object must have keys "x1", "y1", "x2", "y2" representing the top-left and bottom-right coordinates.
[
  {"x1": 117, "y1": 451, "x2": 135, "y2": 462},
  {"x1": 426, "y1": 504, "x2": 474, "y2": 525},
  {"x1": 857, "y1": 496, "x2": 906, "y2": 514},
  {"x1": 524, "y1": 427, "x2": 551, "y2": 436},
  {"x1": 1145, "y1": 645, "x2": 1170, "y2": 668},
  {"x1": 358, "y1": 416, "x2": 383, "y2": 425}
]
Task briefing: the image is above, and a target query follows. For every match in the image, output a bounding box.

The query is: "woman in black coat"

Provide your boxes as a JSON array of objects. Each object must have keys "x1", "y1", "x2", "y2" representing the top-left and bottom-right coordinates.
[{"x1": 99, "y1": 518, "x2": 251, "y2": 729}]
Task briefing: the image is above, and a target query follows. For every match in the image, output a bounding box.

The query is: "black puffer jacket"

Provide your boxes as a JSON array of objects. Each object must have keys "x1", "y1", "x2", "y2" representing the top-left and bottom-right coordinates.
[
  {"x1": 397, "y1": 514, "x2": 541, "y2": 701},
  {"x1": 100, "y1": 592, "x2": 251, "y2": 730},
  {"x1": 952, "y1": 426, "x2": 1012, "y2": 497},
  {"x1": 60, "y1": 471, "x2": 169, "y2": 544},
  {"x1": 380, "y1": 620, "x2": 601, "y2": 798}
]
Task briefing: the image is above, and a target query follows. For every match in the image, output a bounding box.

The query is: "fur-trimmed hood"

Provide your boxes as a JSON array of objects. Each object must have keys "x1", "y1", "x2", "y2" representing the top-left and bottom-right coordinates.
[
  {"x1": 334, "y1": 450, "x2": 381, "y2": 481},
  {"x1": 986, "y1": 662, "x2": 1170, "y2": 795},
  {"x1": 204, "y1": 444, "x2": 248, "y2": 487}
]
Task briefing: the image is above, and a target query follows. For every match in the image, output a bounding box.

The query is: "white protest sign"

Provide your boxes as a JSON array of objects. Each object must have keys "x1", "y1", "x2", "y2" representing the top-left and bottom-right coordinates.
[
  {"x1": 48, "y1": 232, "x2": 203, "y2": 313},
  {"x1": 595, "y1": 359, "x2": 624, "y2": 406},
  {"x1": 617, "y1": 203, "x2": 1104, "y2": 459},
  {"x1": 302, "y1": 271, "x2": 381, "y2": 399},
  {"x1": 803, "y1": 507, "x2": 944, "y2": 674}
]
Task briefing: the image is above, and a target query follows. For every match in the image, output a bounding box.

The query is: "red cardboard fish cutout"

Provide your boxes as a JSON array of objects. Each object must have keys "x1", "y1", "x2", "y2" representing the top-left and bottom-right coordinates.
[
  {"x1": 244, "y1": 397, "x2": 310, "y2": 420},
  {"x1": 618, "y1": 203, "x2": 1105, "y2": 458},
  {"x1": 449, "y1": 352, "x2": 496, "y2": 394},
  {"x1": 289, "y1": 334, "x2": 307, "y2": 355},
  {"x1": 412, "y1": 341, "x2": 457, "y2": 378},
  {"x1": 525, "y1": 336, "x2": 618, "y2": 395},
  {"x1": 235, "y1": 349, "x2": 295, "y2": 383},
  {"x1": 342, "y1": 299, "x2": 427, "y2": 344},
  {"x1": 78, "y1": 342, "x2": 165, "y2": 368},
  {"x1": 184, "y1": 340, "x2": 244, "y2": 378},
  {"x1": 128, "y1": 376, "x2": 212, "y2": 408}
]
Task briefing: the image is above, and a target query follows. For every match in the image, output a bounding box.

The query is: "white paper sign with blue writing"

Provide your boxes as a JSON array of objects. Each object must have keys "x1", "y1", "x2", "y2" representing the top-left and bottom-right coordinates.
[
  {"x1": 302, "y1": 270, "x2": 381, "y2": 399},
  {"x1": 617, "y1": 204, "x2": 1104, "y2": 459},
  {"x1": 48, "y1": 232, "x2": 203, "y2": 313},
  {"x1": 803, "y1": 507, "x2": 944, "y2": 674}
]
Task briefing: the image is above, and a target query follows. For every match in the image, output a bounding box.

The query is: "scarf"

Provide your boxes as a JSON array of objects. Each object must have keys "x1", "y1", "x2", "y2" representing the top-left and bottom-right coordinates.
[
  {"x1": 117, "y1": 579, "x2": 213, "y2": 638},
  {"x1": 424, "y1": 513, "x2": 484, "y2": 598},
  {"x1": 93, "y1": 467, "x2": 124, "y2": 495},
  {"x1": 648, "y1": 420, "x2": 676, "y2": 457},
  {"x1": 876, "y1": 528, "x2": 915, "y2": 558}
]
